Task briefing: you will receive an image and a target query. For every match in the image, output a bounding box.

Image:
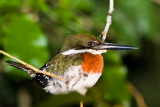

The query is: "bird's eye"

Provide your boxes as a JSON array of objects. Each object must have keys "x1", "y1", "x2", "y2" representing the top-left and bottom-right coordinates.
[{"x1": 87, "y1": 41, "x2": 93, "y2": 47}]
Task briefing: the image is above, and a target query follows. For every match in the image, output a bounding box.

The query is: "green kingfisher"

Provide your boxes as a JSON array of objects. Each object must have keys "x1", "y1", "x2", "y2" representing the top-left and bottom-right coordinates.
[{"x1": 5, "y1": 34, "x2": 137, "y2": 95}]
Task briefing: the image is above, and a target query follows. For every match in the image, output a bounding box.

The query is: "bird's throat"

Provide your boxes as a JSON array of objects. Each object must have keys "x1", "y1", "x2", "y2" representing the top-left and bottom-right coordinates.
[{"x1": 81, "y1": 53, "x2": 104, "y2": 73}]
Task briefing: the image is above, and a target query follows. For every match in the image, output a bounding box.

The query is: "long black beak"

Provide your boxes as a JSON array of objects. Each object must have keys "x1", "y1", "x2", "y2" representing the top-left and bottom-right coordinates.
[{"x1": 93, "y1": 43, "x2": 138, "y2": 50}]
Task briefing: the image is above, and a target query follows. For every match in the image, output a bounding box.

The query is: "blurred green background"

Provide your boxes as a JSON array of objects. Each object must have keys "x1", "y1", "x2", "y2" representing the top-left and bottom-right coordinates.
[{"x1": 0, "y1": 0, "x2": 160, "y2": 107}]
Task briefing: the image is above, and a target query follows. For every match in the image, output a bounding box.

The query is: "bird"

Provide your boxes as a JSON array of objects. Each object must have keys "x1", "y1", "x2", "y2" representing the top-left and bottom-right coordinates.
[{"x1": 5, "y1": 34, "x2": 137, "y2": 95}]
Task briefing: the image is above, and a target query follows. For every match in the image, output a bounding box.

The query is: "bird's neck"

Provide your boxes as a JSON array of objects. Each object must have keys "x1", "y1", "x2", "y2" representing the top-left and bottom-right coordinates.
[{"x1": 81, "y1": 53, "x2": 104, "y2": 73}]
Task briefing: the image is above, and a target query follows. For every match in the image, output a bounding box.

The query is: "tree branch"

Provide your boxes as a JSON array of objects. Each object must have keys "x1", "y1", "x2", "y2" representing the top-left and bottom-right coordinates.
[
  {"x1": 127, "y1": 82, "x2": 148, "y2": 107},
  {"x1": 80, "y1": 100, "x2": 83, "y2": 107},
  {"x1": 101, "y1": 0, "x2": 114, "y2": 42},
  {"x1": 0, "y1": 50, "x2": 65, "y2": 82}
]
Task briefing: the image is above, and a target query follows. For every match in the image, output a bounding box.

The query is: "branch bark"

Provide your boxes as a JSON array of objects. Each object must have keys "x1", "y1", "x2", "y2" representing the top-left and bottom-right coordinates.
[
  {"x1": 0, "y1": 50, "x2": 65, "y2": 82},
  {"x1": 127, "y1": 82, "x2": 148, "y2": 107},
  {"x1": 101, "y1": 0, "x2": 114, "y2": 42},
  {"x1": 80, "y1": 100, "x2": 83, "y2": 107}
]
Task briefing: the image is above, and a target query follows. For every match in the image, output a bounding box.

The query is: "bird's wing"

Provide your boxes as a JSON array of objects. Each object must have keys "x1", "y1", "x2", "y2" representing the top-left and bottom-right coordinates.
[{"x1": 40, "y1": 54, "x2": 83, "y2": 75}]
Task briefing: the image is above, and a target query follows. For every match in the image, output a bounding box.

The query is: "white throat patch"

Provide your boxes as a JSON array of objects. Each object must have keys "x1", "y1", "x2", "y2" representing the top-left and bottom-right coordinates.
[{"x1": 61, "y1": 49, "x2": 107, "y2": 55}]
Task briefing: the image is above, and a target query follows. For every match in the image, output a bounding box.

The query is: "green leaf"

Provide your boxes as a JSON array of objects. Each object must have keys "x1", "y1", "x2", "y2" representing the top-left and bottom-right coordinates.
[
  {"x1": 103, "y1": 65, "x2": 131, "y2": 106},
  {"x1": 73, "y1": 0, "x2": 94, "y2": 13},
  {"x1": 29, "y1": 0, "x2": 48, "y2": 12},
  {"x1": 2, "y1": 14, "x2": 49, "y2": 82},
  {"x1": 0, "y1": 0, "x2": 22, "y2": 14},
  {"x1": 0, "y1": 0, "x2": 22, "y2": 7},
  {"x1": 116, "y1": 0, "x2": 158, "y2": 39},
  {"x1": 112, "y1": 10, "x2": 140, "y2": 46},
  {"x1": 103, "y1": 51, "x2": 122, "y2": 65},
  {"x1": 59, "y1": 0, "x2": 72, "y2": 9},
  {"x1": 0, "y1": 18, "x2": 3, "y2": 44}
]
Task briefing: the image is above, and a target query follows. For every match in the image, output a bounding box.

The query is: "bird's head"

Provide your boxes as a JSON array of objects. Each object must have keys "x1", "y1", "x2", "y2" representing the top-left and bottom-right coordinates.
[{"x1": 60, "y1": 34, "x2": 137, "y2": 55}]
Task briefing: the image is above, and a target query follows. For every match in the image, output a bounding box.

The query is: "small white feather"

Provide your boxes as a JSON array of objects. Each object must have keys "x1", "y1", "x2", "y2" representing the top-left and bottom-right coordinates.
[{"x1": 61, "y1": 49, "x2": 107, "y2": 55}]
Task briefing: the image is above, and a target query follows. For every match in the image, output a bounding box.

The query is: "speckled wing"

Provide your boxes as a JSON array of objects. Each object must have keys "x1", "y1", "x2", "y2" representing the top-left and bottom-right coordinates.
[{"x1": 39, "y1": 53, "x2": 83, "y2": 75}]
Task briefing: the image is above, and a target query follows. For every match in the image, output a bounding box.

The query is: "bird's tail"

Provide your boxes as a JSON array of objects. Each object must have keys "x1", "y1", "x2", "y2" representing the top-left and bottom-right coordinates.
[
  {"x1": 5, "y1": 60, "x2": 35, "y2": 77},
  {"x1": 5, "y1": 60, "x2": 50, "y2": 87}
]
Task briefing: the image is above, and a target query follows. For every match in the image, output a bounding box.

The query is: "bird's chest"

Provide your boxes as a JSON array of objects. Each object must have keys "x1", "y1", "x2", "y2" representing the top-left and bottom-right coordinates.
[{"x1": 81, "y1": 53, "x2": 104, "y2": 73}]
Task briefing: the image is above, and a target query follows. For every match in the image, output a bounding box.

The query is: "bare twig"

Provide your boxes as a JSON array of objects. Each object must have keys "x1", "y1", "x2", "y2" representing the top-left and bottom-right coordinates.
[
  {"x1": 127, "y1": 82, "x2": 148, "y2": 107},
  {"x1": 0, "y1": 50, "x2": 65, "y2": 82},
  {"x1": 152, "y1": 0, "x2": 160, "y2": 5},
  {"x1": 80, "y1": 100, "x2": 83, "y2": 107},
  {"x1": 101, "y1": 0, "x2": 114, "y2": 42}
]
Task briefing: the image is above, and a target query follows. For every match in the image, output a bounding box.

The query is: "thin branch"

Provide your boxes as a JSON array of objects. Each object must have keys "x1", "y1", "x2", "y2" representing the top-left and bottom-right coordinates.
[
  {"x1": 127, "y1": 82, "x2": 148, "y2": 107},
  {"x1": 101, "y1": 0, "x2": 114, "y2": 42},
  {"x1": 0, "y1": 50, "x2": 65, "y2": 82},
  {"x1": 152, "y1": 0, "x2": 160, "y2": 5},
  {"x1": 80, "y1": 100, "x2": 83, "y2": 107}
]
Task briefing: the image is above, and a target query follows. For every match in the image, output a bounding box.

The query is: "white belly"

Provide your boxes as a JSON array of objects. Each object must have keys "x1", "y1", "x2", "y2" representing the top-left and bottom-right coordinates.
[{"x1": 43, "y1": 65, "x2": 101, "y2": 95}]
